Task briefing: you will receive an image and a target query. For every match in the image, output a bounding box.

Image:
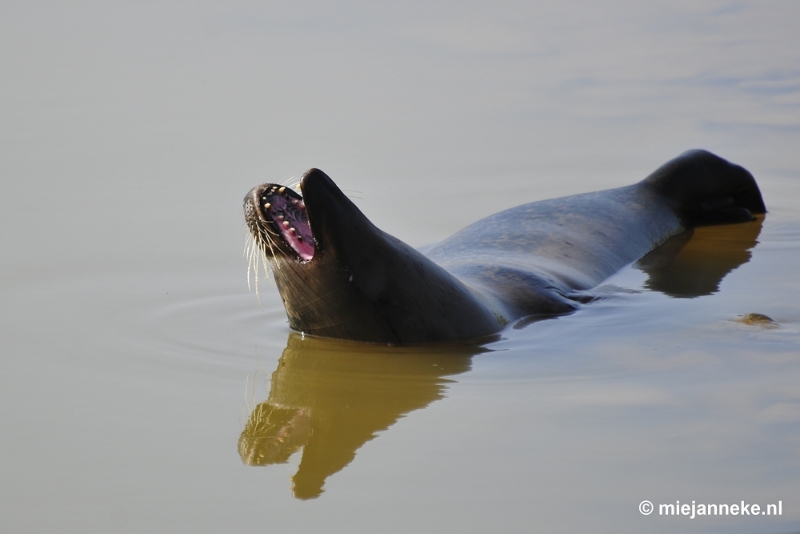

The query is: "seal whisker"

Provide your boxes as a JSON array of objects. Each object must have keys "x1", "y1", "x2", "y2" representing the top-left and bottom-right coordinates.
[
  {"x1": 342, "y1": 189, "x2": 363, "y2": 200},
  {"x1": 245, "y1": 234, "x2": 254, "y2": 291},
  {"x1": 245, "y1": 227, "x2": 276, "y2": 304}
]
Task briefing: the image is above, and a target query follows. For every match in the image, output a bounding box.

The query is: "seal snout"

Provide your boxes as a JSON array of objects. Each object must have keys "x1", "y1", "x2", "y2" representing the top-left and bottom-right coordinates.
[
  {"x1": 298, "y1": 168, "x2": 338, "y2": 207},
  {"x1": 299, "y1": 168, "x2": 380, "y2": 249}
]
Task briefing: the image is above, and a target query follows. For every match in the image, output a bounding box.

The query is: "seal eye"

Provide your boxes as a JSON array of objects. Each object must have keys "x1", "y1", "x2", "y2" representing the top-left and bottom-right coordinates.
[{"x1": 260, "y1": 186, "x2": 315, "y2": 260}]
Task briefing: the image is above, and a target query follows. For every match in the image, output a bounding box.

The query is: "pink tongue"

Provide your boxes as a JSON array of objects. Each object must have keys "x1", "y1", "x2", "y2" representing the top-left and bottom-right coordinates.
[{"x1": 262, "y1": 190, "x2": 315, "y2": 260}]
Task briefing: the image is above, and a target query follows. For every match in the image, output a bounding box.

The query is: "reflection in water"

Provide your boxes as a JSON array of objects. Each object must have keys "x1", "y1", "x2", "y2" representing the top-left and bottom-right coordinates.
[
  {"x1": 240, "y1": 219, "x2": 766, "y2": 499},
  {"x1": 635, "y1": 217, "x2": 763, "y2": 298},
  {"x1": 239, "y1": 335, "x2": 484, "y2": 499}
]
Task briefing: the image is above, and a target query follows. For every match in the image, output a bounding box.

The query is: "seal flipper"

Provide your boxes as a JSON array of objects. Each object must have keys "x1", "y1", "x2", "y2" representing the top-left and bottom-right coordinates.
[
  {"x1": 452, "y1": 264, "x2": 579, "y2": 320},
  {"x1": 642, "y1": 150, "x2": 766, "y2": 226}
]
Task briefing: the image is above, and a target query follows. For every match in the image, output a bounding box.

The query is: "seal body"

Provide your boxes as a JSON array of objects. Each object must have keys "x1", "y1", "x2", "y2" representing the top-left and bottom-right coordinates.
[{"x1": 244, "y1": 150, "x2": 765, "y2": 344}]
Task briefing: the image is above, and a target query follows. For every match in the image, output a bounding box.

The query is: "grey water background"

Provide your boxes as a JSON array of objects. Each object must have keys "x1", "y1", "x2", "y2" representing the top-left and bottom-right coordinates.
[{"x1": 2, "y1": 1, "x2": 800, "y2": 533}]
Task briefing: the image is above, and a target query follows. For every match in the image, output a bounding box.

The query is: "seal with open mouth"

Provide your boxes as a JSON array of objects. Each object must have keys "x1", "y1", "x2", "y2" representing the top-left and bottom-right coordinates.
[{"x1": 244, "y1": 150, "x2": 765, "y2": 344}]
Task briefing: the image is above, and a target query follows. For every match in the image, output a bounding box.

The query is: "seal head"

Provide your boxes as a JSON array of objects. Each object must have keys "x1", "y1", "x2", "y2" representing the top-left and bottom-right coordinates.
[{"x1": 244, "y1": 169, "x2": 501, "y2": 344}]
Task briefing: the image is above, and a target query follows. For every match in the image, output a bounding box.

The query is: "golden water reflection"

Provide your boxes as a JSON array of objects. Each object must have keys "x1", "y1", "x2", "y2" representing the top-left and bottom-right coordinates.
[
  {"x1": 636, "y1": 217, "x2": 763, "y2": 298},
  {"x1": 239, "y1": 335, "x2": 486, "y2": 499}
]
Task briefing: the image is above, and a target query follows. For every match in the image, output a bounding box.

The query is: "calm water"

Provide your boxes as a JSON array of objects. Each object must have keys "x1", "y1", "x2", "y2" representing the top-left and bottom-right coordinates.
[{"x1": 2, "y1": 2, "x2": 799, "y2": 533}]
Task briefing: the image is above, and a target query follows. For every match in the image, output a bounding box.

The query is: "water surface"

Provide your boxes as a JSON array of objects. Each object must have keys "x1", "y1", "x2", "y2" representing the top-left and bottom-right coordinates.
[{"x1": 2, "y1": 2, "x2": 799, "y2": 533}]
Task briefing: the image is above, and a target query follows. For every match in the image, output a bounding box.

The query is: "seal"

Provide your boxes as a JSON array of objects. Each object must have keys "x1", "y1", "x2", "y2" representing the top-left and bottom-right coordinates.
[{"x1": 244, "y1": 150, "x2": 766, "y2": 344}]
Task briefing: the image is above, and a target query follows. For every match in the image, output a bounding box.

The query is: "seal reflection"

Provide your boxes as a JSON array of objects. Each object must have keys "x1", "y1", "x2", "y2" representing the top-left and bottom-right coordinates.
[
  {"x1": 239, "y1": 218, "x2": 764, "y2": 499},
  {"x1": 635, "y1": 216, "x2": 763, "y2": 298},
  {"x1": 239, "y1": 334, "x2": 486, "y2": 499}
]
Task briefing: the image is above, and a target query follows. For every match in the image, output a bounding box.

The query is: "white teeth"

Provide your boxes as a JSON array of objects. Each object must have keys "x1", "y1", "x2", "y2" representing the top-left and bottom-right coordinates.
[
  {"x1": 289, "y1": 227, "x2": 296, "y2": 233},
  {"x1": 278, "y1": 186, "x2": 286, "y2": 194},
  {"x1": 282, "y1": 221, "x2": 290, "y2": 228},
  {"x1": 264, "y1": 203, "x2": 271, "y2": 209}
]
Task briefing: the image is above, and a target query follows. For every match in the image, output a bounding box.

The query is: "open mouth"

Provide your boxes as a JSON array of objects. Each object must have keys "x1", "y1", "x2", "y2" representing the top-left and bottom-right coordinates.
[
  {"x1": 238, "y1": 404, "x2": 311, "y2": 466},
  {"x1": 253, "y1": 184, "x2": 316, "y2": 261}
]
